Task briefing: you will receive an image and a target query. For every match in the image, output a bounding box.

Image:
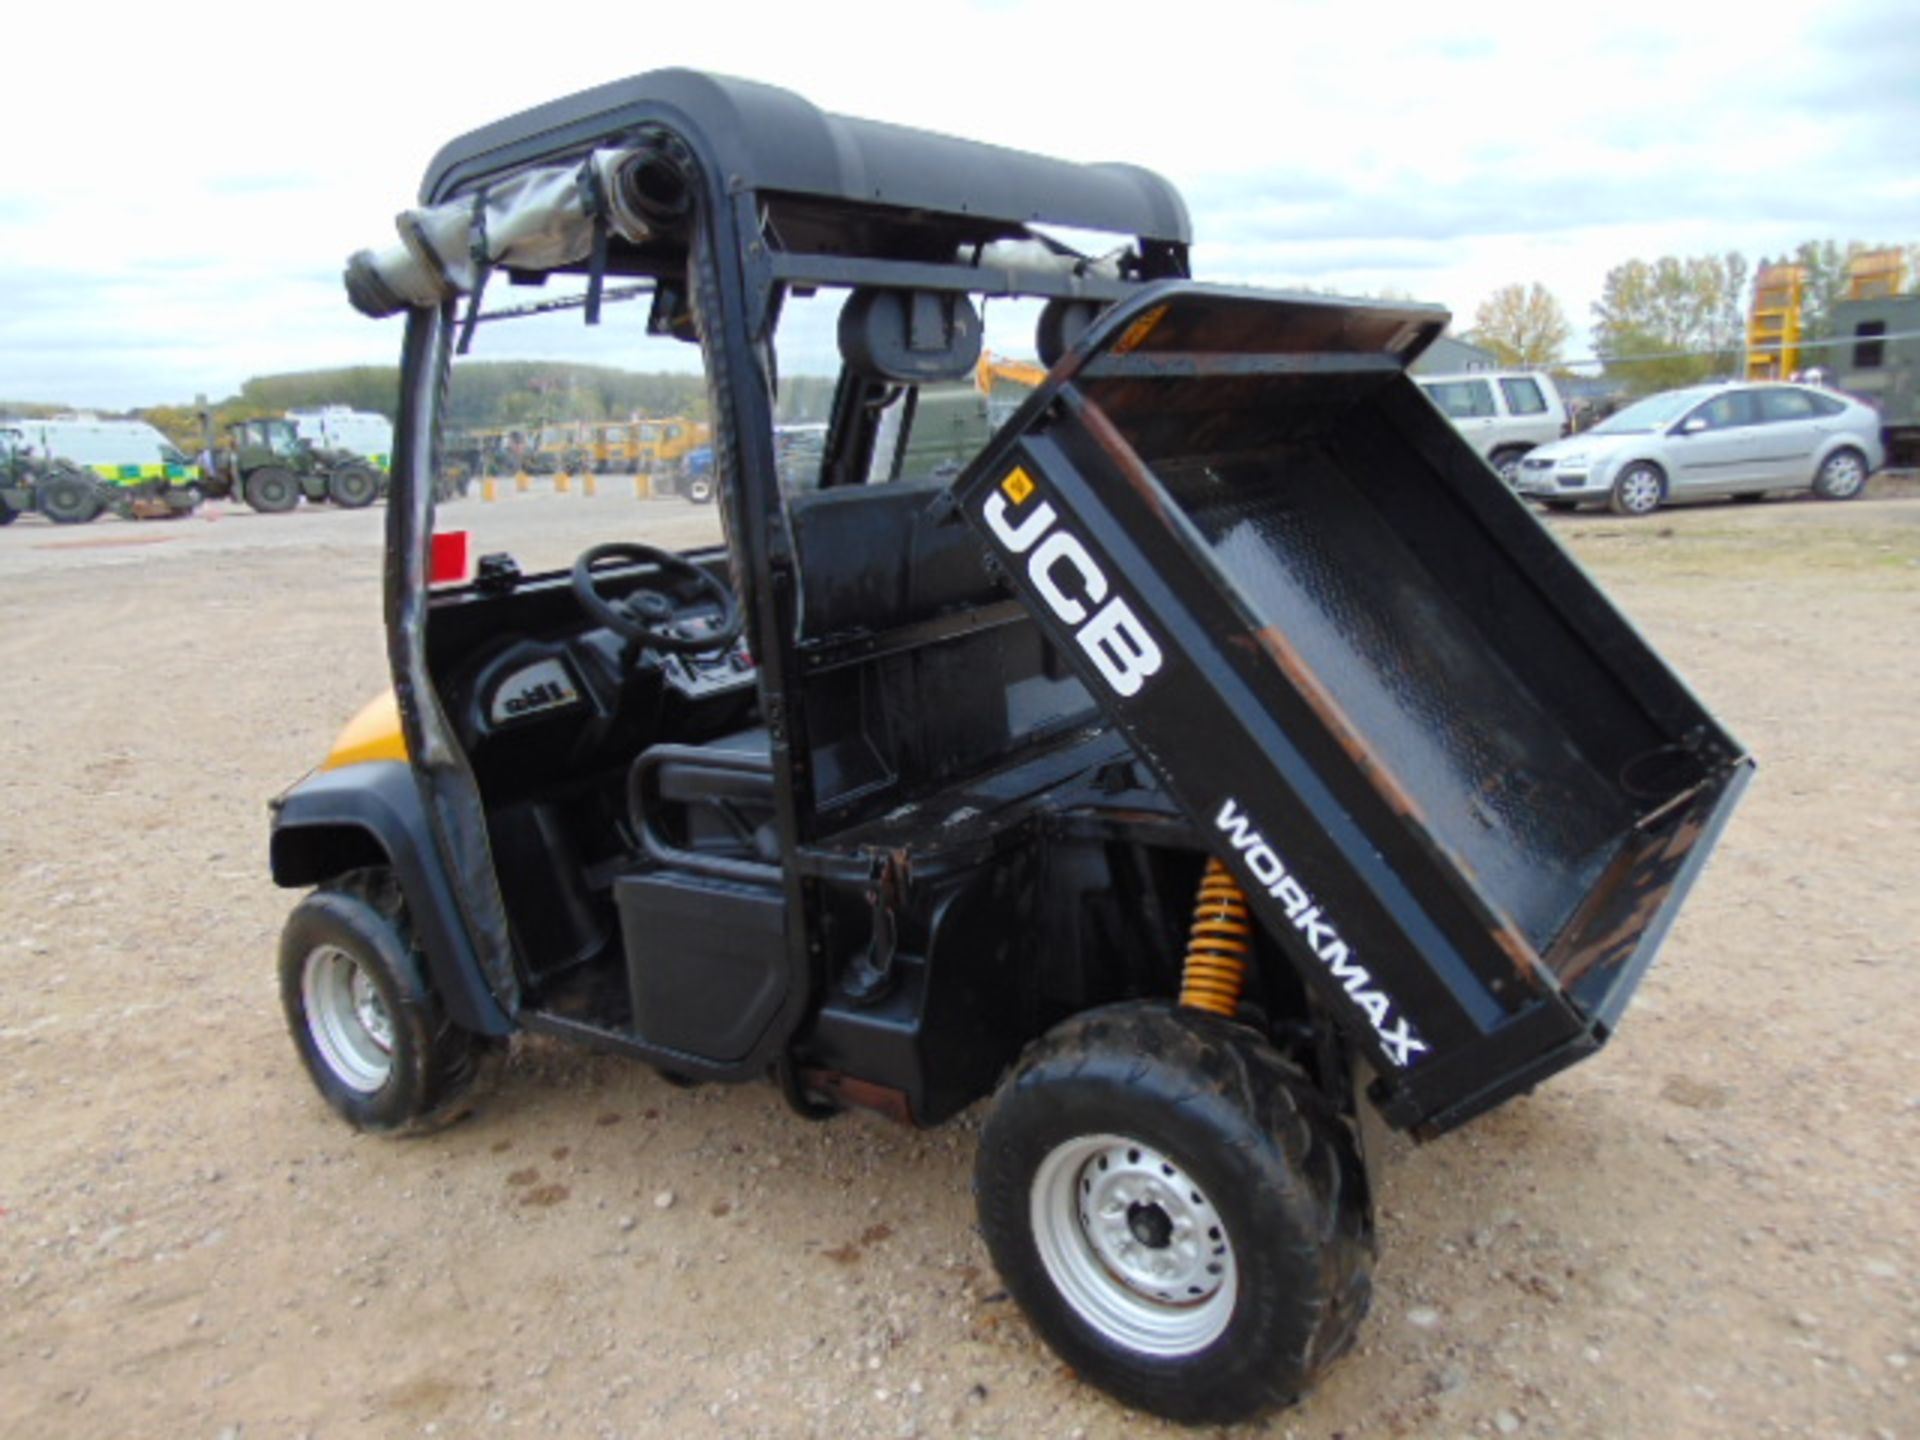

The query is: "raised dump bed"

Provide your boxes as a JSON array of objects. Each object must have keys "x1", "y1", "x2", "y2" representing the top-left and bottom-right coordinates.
[{"x1": 955, "y1": 284, "x2": 1753, "y2": 1136}]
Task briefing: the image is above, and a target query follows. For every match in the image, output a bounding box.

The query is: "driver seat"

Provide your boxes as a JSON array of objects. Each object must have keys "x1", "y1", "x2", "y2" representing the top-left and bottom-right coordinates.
[{"x1": 628, "y1": 729, "x2": 777, "y2": 882}]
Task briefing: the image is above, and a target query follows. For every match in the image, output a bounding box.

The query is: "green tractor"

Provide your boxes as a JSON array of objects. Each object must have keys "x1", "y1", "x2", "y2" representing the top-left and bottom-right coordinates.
[
  {"x1": 0, "y1": 429, "x2": 113, "y2": 526},
  {"x1": 206, "y1": 417, "x2": 383, "y2": 514}
]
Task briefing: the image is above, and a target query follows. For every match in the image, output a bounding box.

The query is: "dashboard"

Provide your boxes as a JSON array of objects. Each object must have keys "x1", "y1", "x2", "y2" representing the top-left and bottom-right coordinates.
[{"x1": 444, "y1": 587, "x2": 757, "y2": 796}]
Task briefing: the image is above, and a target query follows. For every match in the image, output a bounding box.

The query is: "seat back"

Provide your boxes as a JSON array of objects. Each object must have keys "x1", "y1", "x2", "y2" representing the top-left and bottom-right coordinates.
[{"x1": 786, "y1": 480, "x2": 1095, "y2": 830}]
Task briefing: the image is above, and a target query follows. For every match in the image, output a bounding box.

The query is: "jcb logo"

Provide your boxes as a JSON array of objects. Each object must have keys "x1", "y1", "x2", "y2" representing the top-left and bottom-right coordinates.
[{"x1": 981, "y1": 468, "x2": 1163, "y2": 698}]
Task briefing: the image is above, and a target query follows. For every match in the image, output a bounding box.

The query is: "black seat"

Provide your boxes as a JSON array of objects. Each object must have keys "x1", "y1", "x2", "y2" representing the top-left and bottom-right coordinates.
[{"x1": 628, "y1": 728, "x2": 776, "y2": 882}]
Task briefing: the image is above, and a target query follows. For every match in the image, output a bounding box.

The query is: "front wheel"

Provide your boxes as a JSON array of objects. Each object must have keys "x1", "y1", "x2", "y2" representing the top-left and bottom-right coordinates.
[
  {"x1": 244, "y1": 466, "x2": 301, "y2": 514},
  {"x1": 974, "y1": 1002, "x2": 1373, "y2": 1425},
  {"x1": 1609, "y1": 462, "x2": 1665, "y2": 516},
  {"x1": 684, "y1": 474, "x2": 716, "y2": 505},
  {"x1": 1812, "y1": 447, "x2": 1868, "y2": 500},
  {"x1": 279, "y1": 872, "x2": 491, "y2": 1134}
]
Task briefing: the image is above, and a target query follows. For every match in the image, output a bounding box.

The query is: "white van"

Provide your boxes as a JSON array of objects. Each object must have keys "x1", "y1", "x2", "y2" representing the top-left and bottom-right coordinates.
[
  {"x1": 289, "y1": 406, "x2": 394, "y2": 466},
  {"x1": 1416, "y1": 371, "x2": 1569, "y2": 483},
  {"x1": 12, "y1": 413, "x2": 190, "y2": 473}
]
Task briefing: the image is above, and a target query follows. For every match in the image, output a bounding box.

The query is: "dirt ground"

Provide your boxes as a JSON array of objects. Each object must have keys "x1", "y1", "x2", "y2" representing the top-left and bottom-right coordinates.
[{"x1": 1, "y1": 485, "x2": 1916, "y2": 1440}]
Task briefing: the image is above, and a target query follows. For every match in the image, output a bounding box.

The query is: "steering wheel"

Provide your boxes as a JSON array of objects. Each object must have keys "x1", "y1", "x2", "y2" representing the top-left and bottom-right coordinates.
[{"x1": 570, "y1": 542, "x2": 743, "y2": 655}]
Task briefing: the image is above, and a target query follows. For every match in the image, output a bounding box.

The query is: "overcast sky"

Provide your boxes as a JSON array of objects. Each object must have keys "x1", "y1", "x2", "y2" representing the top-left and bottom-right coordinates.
[{"x1": 2, "y1": 0, "x2": 1915, "y2": 410}]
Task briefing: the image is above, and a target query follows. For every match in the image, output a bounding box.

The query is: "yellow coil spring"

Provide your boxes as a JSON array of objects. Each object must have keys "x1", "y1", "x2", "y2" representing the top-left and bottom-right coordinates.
[{"x1": 1179, "y1": 857, "x2": 1252, "y2": 1017}]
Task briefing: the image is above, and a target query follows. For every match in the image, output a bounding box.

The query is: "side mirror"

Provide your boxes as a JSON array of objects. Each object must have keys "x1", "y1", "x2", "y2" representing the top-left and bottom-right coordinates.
[{"x1": 1679, "y1": 416, "x2": 1709, "y2": 434}]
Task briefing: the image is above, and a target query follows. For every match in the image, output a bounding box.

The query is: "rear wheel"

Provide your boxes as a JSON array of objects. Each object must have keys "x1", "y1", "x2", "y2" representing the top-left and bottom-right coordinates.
[
  {"x1": 975, "y1": 1002, "x2": 1373, "y2": 1425},
  {"x1": 38, "y1": 474, "x2": 102, "y2": 525},
  {"x1": 685, "y1": 475, "x2": 716, "y2": 505},
  {"x1": 327, "y1": 466, "x2": 380, "y2": 508},
  {"x1": 1609, "y1": 462, "x2": 1665, "y2": 516},
  {"x1": 244, "y1": 466, "x2": 301, "y2": 514},
  {"x1": 279, "y1": 872, "x2": 491, "y2": 1134},
  {"x1": 1812, "y1": 447, "x2": 1868, "y2": 500}
]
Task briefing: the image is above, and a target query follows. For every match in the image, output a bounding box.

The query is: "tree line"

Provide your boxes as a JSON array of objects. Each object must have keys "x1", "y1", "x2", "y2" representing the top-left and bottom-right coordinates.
[
  {"x1": 127, "y1": 362, "x2": 726, "y2": 453},
  {"x1": 1469, "y1": 239, "x2": 1918, "y2": 395},
  {"x1": 113, "y1": 361, "x2": 843, "y2": 454},
  {"x1": 18, "y1": 237, "x2": 1912, "y2": 442}
]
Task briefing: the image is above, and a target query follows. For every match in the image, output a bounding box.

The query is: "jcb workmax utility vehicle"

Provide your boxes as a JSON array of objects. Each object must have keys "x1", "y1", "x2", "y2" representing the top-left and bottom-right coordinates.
[{"x1": 271, "y1": 71, "x2": 1751, "y2": 1424}]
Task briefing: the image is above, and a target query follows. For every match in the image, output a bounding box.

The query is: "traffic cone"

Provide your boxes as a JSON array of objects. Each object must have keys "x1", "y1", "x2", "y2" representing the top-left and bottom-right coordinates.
[
  {"x1": 556, "y1": 472, "x2": 571, "y2": 495},
  {"x1": 635, "y1": 472, "x2": 651, "y2": 499},
  {"x1": 482, "y1": 476, "x2": 498, "y2": 503},
  {"x1": 583, "y1": 473, "x2": 598, "y2": 498},
  {"x1": 515, "y1": 471, "x2": 530, "y2": 494}
]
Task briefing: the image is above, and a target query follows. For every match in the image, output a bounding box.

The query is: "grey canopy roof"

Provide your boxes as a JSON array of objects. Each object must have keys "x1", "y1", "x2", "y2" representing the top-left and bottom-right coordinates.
[{"x1": 422, "y1": 68, "x2": 1191, "y2": 247}]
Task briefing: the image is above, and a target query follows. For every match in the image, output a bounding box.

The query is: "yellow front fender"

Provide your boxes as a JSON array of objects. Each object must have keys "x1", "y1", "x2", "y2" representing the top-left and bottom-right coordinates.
[{"x1": 322, "y1": 690, "x2": 408, "y2": 771}]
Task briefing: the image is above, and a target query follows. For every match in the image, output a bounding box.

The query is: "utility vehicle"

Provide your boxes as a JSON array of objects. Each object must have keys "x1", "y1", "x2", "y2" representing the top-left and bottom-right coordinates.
[{"x1": 270, "y1": 70, "x2": 1751, "y2": 1424}]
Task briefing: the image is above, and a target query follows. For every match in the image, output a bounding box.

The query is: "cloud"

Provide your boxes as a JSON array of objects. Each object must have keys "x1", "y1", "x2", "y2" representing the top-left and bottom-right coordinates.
[{"x1": 0, "y1": 0, "x2": 1914, "y2": 407}]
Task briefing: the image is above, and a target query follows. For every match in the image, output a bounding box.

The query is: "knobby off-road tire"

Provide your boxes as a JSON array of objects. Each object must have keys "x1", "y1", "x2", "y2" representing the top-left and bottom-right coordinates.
[
  {"x1": 278, "y1": 869, "x2": 493, "y2": 1135},
  {"x1": 327, "y1": 466, "x2": 380, "y2": 509},
  {"x1": 244, "y1": 466, "x2": 301, "y2": 514},
  {"x1": 974, "y1": 1001, "x2": 1373, "y2": 1425},
  {"x1": 38, "y1": 474, "x2": 103, "y2": 525}
]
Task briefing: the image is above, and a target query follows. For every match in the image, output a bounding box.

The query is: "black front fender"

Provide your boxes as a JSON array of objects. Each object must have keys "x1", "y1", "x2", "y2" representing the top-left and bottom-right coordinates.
[{"x1": 270, "y1": 761, "x2": 513, "y2": 1036}]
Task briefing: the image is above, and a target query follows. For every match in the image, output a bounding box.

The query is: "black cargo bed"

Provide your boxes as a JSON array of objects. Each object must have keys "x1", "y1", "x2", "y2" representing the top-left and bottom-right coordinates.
[{"x1": 953, "y1": 284, "x2": 1752, "y2": 1137}]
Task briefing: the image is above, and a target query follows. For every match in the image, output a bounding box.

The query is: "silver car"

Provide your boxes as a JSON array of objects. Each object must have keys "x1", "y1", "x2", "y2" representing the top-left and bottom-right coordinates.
[{"x1": 1514, "y1": 382, "x2": 1885, "y2": 516}]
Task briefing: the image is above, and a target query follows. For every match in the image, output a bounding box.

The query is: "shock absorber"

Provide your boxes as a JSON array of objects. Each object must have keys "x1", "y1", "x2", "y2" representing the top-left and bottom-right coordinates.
[{"x1": 1179, "y1": 857, "x2": 1252, "y2": 1017}]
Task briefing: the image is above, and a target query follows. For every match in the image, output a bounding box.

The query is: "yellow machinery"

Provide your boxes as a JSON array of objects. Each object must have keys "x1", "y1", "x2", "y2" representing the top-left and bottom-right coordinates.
[
  {"x1": 975, "y1": 351, "x2": 1048, "y2": 395},
  {"x1": 1746, "y1": 263, "x2": 1805, "y2": 381},
  {"x1": 975, "y1": 352, "x2": 1050, "y2": 426},
  {"x1": 1845, "y1": 248, "x2": 1909, "y2": 301},
  {"x1": 629, "y1": 416, "x2": 709, "y2": 471}
]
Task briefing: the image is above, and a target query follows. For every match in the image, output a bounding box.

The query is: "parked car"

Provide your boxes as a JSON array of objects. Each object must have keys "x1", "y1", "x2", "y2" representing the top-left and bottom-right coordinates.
[
  {"x1": 1416, "y1": 370, "x2": 1568, "y2": 481},
  {"x1": 1515, "y1": 381, "x2": 1886, "y2": 516}
]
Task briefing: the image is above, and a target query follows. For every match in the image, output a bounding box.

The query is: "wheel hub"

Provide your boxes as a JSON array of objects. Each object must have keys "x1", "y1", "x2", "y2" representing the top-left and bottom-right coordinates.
[
  {"x1": 349, "y1": 967, "x2": 394, "y2": 1050},
  {"x1": 302, "y1": 944, "x2": 395, "y2": 1093},
  {"x1": 1030, "y1": 1134, "x2": 1237, "y2": 1356},
  {"x1": 1127, "y1": 1201, "x2": 1174, "y2": 1249}
]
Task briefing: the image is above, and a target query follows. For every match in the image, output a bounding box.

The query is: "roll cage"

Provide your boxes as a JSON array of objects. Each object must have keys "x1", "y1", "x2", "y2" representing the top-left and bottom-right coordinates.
[{"x1": 384, "y1": 69, "x2": 1196, "y2": 1062}]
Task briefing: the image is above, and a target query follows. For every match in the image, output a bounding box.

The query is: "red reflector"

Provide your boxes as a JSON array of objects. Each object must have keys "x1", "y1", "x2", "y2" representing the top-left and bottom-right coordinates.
[{"x1": 430, "y1": 530, "x2": 472, "y2": 586}]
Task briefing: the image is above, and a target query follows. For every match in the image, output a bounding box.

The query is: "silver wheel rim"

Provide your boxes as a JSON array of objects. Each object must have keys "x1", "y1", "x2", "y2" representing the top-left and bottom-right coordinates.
[
  {"x1": 302, "y1": 945, "x2": 394, "y2": 1093},
  {"x1": 1821, "y1": 453, "x2": 1864, "y2": 496},
  {"x1": 1030, "y1": 1134, "x2": 1237, "y2": 1356},
  {"x1": 1621, "y1": 469, "x2": 1661, "y2": 512}
]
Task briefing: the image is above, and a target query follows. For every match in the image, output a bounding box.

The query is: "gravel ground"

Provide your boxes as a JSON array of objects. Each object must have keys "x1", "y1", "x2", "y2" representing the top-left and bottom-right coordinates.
[{"x1": 1, "y1": 486, "x2": 1916, "y2": 1439}]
